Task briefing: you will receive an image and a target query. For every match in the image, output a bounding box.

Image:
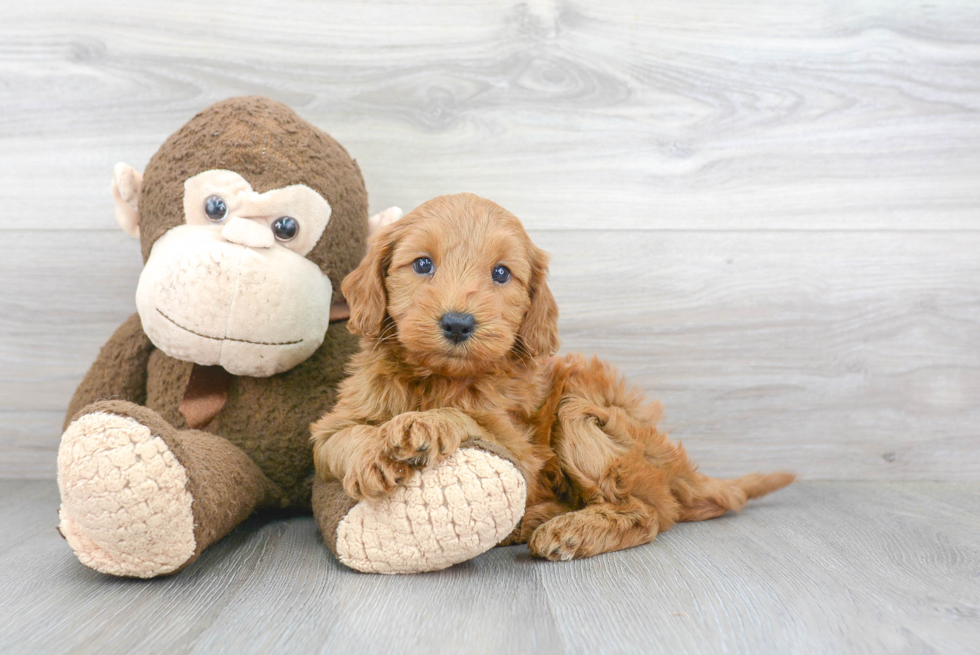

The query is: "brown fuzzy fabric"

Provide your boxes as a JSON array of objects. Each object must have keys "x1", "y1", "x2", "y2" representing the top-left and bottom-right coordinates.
[
  {"x1": 311, "y1": 477, "x2": 359, "y2": 559},
  {"x1": 64, "y1": 314, "x2": 154, "y2": 428},
  {"x1": 458, "y1": 437, "x2": 522, "y2": 470},
  {"x1": 138, "y1": 96, "x2": 368, "y2": 303},
  {"x1": 63, "y1": 96, "x2": 369, "y2": 509},
  {"x1": 60, "y1": 97, "x2": 370, "y2": 576}
]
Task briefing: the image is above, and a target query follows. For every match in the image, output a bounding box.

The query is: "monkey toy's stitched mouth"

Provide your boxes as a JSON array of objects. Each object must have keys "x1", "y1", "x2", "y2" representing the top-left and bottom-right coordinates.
[{"x1": 156, "y1": 308, "x2": 303, "y2": 346}]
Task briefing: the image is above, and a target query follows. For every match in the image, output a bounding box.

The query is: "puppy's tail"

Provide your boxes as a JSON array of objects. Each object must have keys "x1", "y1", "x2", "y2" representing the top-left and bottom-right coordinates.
[
  {"x1": 731, "y1": 471, "x2": 795, "y2": 499},
  {"x1": 677, "y1": 471, "x2": 795, "y2": 522}
]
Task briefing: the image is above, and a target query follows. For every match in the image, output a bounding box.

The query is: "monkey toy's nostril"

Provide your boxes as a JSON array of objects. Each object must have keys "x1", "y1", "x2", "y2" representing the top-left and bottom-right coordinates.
[{"x1": 439, "y1": 312, "x2": 476, "y2": 344}]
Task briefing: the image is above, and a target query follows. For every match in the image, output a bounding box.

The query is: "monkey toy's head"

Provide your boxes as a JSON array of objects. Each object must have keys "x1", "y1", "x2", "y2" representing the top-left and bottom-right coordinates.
[{"x1": 111, "y1": 96, "x2": 368, "y2": 377}]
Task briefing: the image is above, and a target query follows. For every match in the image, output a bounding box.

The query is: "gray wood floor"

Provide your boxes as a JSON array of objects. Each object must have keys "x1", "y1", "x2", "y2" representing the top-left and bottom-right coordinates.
[{"x1": 2, "y1": 479, "x2": 978, "y2": 654}]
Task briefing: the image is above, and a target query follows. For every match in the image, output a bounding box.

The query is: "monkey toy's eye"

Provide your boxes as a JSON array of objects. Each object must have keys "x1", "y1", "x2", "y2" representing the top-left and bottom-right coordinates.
[
  {"x1": 204, "y1": 195, "x2": 228, "y2": 222},
  {"x1": 272, "y1": 216, "x2": 299, "y2": 241},
  {"x1": 413, "y1": 257, "x2": 434, "y2": 275},
  {"x1": 492, "y1": 264, "x2": 511, "y2": 284}
]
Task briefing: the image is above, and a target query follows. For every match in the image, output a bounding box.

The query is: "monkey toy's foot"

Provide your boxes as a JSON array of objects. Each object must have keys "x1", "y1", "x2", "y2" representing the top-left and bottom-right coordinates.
[
  {"x1": 58, "y1": 401, "x2": 275, "y2": 578},
  {"x1": 314, "y1": 439, "x2": 526, "y2": 574},
  {"x1": 57, "y1": 409, "x2": 196, "y2": 578}
]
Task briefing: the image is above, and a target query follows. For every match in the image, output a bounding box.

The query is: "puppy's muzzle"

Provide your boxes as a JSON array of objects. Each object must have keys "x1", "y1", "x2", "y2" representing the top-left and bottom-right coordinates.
[{"x1": 439, "y1": 312, "x2": 476, "y2": 344}]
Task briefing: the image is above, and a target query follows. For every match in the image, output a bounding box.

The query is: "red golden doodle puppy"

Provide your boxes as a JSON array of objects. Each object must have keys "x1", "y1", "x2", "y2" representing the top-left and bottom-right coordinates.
[{"x1": 312, "y1": 193, "x2": 793, "y2": 561}]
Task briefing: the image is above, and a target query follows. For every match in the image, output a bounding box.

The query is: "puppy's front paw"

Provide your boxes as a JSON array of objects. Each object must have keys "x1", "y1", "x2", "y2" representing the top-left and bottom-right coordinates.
[
  {"x1": 380, "y1": 411, "x2": 463, "y2": 469},
  {"x1": 343, "y1": 454, "x2": 411, "y2": 501}
]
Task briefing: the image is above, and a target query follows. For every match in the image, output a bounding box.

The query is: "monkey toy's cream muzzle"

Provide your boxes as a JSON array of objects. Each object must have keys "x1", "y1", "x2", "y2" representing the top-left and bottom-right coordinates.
[{"x1": 136, "y1": 224, "x2": 333, "y2": 377}]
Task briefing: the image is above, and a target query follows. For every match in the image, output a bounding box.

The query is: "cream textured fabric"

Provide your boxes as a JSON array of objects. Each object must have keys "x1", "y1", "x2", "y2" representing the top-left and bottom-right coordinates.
[
  {"x1": 183, "y1": 170, "x2": 332, "y2": 257},
  {"x1": 335, "y1": 448, "x2": 526, "y2": 574},
  {"x1": 57, "y1": 412, "x2": 196, "y2": 578},
  {"x1": 135, "y1": 225, "x2": 333, "y2": 377}
]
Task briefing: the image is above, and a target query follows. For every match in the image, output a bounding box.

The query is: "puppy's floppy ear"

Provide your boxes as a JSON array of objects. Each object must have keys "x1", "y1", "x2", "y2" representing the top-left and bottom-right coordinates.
[
  {"x1": 342, "y1": 223, "x2": 398, "y2": 338},
  {"x1": 518, "y1": 245, "x2": 560, "y2": 357}
]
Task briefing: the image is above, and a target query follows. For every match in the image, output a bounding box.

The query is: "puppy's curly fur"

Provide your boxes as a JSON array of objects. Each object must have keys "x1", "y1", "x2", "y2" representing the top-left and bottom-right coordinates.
[{"x1": 312, "y1": 193, "x2": 793, "y2": 561}]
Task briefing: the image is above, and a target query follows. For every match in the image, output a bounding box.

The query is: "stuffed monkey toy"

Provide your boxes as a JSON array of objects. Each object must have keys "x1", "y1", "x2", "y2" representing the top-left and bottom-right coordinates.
[{"x1": 57, "y1": 97, "x2": 525, "y2": 577}]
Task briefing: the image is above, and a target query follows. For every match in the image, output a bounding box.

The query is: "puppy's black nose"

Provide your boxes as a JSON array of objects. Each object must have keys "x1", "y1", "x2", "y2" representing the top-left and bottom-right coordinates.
[{"x1": 439, "y1": 312, "x2": 476, "y2": 344}]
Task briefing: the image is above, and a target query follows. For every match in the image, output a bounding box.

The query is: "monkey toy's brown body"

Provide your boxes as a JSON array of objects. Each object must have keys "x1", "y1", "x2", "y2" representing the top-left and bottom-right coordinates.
[
  {"x1": 58, "y1": 97, "x2": 527, "y2": 578},
  {"x1": 56, "y1": 97, "x2": 370, "y2": 577}
]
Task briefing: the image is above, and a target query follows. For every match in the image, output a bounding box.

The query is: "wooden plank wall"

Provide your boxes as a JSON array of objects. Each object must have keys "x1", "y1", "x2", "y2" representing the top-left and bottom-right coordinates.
[{"x1": 1, "y1": 0, "x2": 978, "y2": 479}]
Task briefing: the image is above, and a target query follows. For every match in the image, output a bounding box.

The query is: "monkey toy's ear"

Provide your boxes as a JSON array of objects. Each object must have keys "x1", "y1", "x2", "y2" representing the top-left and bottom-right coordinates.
[
  {"x1": 111, "y1": 162, "x2": 143, "y2": 238},
  {"x1": 367, "y1": 206, "x2": 403, "y2": 236}
]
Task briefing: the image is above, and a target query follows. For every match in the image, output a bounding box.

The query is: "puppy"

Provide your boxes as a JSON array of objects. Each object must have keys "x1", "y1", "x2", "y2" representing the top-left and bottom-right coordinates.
[{"x1": 312, "y1": 193, "x2": 793, "y2": 561}]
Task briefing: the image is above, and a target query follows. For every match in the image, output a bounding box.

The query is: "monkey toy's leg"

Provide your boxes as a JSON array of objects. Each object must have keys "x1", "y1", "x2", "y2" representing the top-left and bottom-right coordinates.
[{"x1": 57, "y1": 400, "x2": 279, "y2": 578}]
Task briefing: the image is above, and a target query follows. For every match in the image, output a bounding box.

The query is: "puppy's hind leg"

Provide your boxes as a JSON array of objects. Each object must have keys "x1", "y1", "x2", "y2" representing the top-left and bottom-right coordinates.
[
  {"x1": 527, "y1": 417, "x2": 676, "y2": 560},
  {"x1": 529, "y1": 358, "x2": 683, "y2": 560},
  {"x1": 528, "y1": 497, "x2": 661, "y2": 561}
]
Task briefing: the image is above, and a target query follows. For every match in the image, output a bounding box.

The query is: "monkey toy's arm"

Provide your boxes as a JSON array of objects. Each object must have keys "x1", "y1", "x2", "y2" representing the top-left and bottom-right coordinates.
[{"x1": 64, "y1": 313, "x2": 154, "y2": 429}]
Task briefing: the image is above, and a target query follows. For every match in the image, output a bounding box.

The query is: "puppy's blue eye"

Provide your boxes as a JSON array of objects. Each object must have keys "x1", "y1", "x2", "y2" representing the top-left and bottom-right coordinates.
[
  {"x1": 413, "y1": 257, "x2": 434, "y2": 275},
  {"x1": 492, "y1": 265, "x2": 511, "y2": 284}
]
